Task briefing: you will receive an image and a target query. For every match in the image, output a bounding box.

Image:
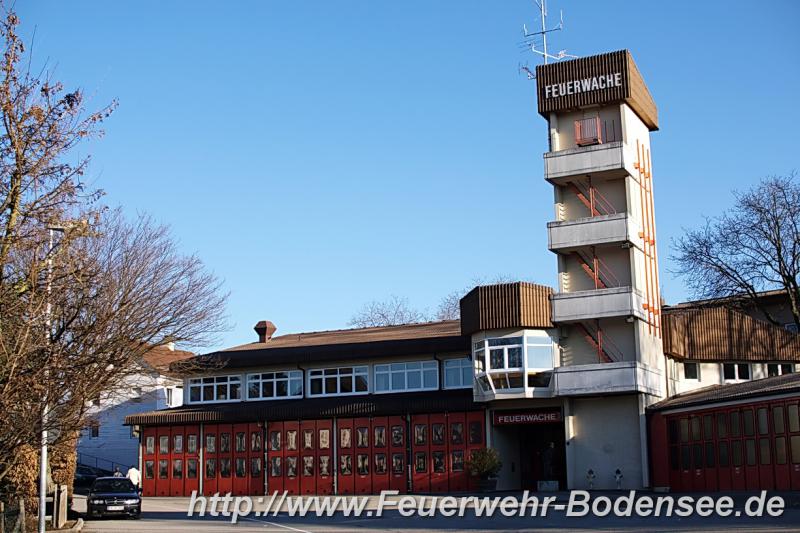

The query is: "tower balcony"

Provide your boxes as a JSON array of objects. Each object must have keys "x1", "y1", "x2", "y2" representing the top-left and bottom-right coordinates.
[
  {"x1": 544, "y1": 140, "x2": 640, "y2": 184},
  {"x1": 551, "y1": 286, "x2": 647, "y2": 323},
  {"x1": 547, "y1": 213, "x2": 642, "y2": 251},
  {"x1": 552, "y1": 361, "x2": 664, "y2": 397}
]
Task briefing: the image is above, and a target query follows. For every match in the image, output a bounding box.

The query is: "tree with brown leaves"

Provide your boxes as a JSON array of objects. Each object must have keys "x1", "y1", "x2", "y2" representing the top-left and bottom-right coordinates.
[{"x1": 0, "y1": 6, "x2": 228, "y2": 508}]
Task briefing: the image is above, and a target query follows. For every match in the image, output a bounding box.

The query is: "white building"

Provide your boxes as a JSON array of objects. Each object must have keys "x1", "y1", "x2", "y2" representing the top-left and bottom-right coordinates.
[{"x1": 77, "y1": 345, "x2": 190, "y2": 472}]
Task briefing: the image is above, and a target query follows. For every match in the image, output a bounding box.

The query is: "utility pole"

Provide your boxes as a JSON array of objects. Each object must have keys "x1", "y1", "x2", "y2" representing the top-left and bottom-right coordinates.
[{"x1": 39, "y1": 226, "x2": 64, "y2": 533}]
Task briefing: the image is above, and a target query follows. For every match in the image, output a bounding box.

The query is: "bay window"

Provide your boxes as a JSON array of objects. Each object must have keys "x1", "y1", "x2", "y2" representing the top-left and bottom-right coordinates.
[{"x1": 473, "y1": 331, "x2": 555, "y2": 395}]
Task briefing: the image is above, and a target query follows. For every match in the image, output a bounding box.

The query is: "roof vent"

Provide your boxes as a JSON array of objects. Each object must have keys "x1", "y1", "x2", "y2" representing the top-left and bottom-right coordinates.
[{"x1": 254, "y1": 320, "x2": 277, "y2": 343}]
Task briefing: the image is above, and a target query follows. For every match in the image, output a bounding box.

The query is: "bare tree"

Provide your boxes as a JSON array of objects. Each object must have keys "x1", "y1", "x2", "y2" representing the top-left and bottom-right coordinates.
[
  {"x1": 348, "y1": 295, "x2": 427, "y2": 328},
  {"x1": 0, "y1": 7, "x2": 228, "y2": 502},
  {"x1": 434, "y1": 274, "x2": 523, "y2": 321},
  {"x1": 0, "y1": 211, "x2": 228, "y2": 487},
  {"x1": 672, "y1": 173, "x2": 800, "y2": 328}
]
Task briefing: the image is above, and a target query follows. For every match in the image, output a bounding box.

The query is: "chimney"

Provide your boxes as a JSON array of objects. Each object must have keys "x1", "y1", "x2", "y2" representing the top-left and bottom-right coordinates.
[{"x1": 254, "y1": 320, "x2": 277, "y2": 343}]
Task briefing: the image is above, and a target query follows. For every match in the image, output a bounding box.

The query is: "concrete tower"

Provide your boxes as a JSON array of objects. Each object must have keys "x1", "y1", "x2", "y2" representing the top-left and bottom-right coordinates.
[{"x1": 536, "y1": 50, "x2": 665, "y2": 488}]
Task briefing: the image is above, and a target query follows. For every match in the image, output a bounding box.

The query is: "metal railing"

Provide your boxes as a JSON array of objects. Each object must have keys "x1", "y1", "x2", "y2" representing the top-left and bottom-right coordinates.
[{"x1": 77, "y1": 452, "x2": 125, "y2": 475}]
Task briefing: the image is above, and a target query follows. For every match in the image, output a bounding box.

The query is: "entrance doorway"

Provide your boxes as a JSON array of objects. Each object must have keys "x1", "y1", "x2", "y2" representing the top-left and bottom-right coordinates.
[
  {"x1": 491, "y1": 409, "x2": 567, "y2": 491},
  {"x1": 518, "y1": 423, "x2": 566, "y2": 490}
]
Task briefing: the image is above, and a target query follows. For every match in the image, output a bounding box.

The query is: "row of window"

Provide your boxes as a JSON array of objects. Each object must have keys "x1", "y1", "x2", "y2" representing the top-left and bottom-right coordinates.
[
  {"x1": 682, "y1": 362, "x2": 795, "y2": 381},
  {"x1": 144, "y1": 451, "x2": 470, "y2": 481},
  {"x1": 267, "y1": 451, "x2": 466, "y2": 477},
  {"x1": 187, "y1": 358, "x2": 472, "y2": 404},
  {"x1": 145, "y1": 431, "x2": 263, "y2": 455},
  {"x1": 144, "y1": 457, "x2": 262, "y2": 480}
]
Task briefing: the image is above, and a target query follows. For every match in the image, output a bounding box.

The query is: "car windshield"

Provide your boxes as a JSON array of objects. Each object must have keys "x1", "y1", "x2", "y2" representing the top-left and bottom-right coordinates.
[{"x1": 92, "y1": 479, "x2": 135, "y2": 493}]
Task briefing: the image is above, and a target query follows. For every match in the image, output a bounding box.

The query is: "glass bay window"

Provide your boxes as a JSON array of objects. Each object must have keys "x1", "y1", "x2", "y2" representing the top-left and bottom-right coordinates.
[{"x1": 473, "y1": 331, "x2": 555, "y2": 395}]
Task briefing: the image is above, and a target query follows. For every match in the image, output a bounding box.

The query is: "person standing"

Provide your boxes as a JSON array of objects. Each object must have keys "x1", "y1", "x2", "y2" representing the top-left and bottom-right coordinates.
[{"x1": 126, "y1": 465, "x2": 141, "y2": 488}]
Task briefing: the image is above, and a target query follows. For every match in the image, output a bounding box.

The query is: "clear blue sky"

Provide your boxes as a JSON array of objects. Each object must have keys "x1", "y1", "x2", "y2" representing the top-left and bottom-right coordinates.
[{"x1": 17, "y1": 1, "x2": 800, "y2": 351}]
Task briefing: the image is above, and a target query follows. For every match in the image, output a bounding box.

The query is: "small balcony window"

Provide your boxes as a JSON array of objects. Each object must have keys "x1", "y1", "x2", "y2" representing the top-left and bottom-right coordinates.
[{"x1": 575, "y1": 117, "x2": 602, "y2": 146}]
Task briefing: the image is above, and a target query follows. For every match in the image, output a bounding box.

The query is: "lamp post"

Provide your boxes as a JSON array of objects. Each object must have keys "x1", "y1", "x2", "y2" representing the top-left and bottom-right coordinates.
[{"x1": 38, "y1": 225, "x2": 64, "y2": 533}]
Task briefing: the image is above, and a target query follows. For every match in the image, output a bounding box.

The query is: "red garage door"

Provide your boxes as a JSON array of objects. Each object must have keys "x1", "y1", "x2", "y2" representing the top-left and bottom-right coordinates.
[{"x1": 664, "y1": 399, "x2": 800, "y2": 492}]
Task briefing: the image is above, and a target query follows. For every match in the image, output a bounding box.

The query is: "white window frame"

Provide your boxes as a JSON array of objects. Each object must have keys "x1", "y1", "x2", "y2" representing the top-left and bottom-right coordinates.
[
  {"x1": 722, "y1": 362, "x2": 751, "y2": 382},
  {"x1": 187, "y1": 375, "x2": 242, "y2": 404},
  {"x1": 443, "y1": 358, "x2": 473, "y2": 390},
  {"x1": 473, "y1": 332, "x2": 556, "y2": 395},
  {"x1": 374, "y1": 361, "x2": 439, "y2": 394},
  {"x1": 246, "y1": 370, "x2": 303, "y2": 400},
  {"x1": 525, "y1": 334, "x2": 556, "y2": 371},
  {"x1": 307, "y1": 366, "x2": 369, "y2": 397}
]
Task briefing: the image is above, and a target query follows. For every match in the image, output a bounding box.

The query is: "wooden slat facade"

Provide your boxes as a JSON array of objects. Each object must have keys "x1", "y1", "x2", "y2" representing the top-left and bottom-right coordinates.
[
  {"x1": 536, "y1": 49, "x2": 658, "y2": 131},
  {"x1": 662, "y1": 306, "x2": 800, "y2": 362},
  {"x1": 459, "y1": 282, "x2": 553, "y2": 336}
]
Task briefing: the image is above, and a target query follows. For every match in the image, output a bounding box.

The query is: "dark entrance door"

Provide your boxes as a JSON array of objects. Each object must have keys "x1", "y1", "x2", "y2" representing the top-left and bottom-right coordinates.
[{"x1": 518, "y1": 423, "x2": 566, "y2": 490}]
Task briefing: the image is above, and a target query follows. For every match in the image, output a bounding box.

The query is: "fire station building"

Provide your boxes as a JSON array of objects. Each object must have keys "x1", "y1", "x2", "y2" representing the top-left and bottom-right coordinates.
[{"x1": 125, "y1": 50, "x2": 800, "y2": 495}]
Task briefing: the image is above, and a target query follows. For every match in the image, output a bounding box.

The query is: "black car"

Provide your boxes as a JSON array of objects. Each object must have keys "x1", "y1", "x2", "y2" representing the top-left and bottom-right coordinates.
[{"x1": 87, "y1": 477, "x2": 141, "y2": 519}]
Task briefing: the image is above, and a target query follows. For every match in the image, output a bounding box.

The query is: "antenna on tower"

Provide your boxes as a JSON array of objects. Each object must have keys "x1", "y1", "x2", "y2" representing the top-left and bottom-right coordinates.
[{"x1": 518, "y1": 0, "x2": 576, "y2": 79}]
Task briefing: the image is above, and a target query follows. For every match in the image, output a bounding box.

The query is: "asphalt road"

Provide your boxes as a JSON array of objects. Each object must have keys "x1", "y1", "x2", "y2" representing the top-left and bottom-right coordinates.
[{"x1": 74, "y1": 493, "x2": 800, "y2": 533}]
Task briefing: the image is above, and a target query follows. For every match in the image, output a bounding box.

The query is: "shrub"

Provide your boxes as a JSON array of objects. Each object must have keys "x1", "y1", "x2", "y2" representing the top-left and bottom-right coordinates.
[{"x1": 466, "y1": 448, "x2": 502, "y2": 479}]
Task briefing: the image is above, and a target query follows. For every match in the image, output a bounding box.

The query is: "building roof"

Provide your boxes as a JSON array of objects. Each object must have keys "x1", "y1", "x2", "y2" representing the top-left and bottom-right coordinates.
[
  {"x1": 648, "y1": 373, "x2": 800, "y2": 412},
  {"x1": 223, "y1": 320, "x2": 462, "y2": 353},
  {"x1": 142, "y1": 345, "x2": 194, "y2": 375},
  {"x1": 663, "y1": 289, "x2": 789, "y2": 310},
  {"x1": 661, "y1": 305, "x2": 800, "y2": 362},
  {"x1": 125, "y1": 388, "x2": 478, "y2": 426},
  {"x1": 186, "y1": 320, "x2": 469, "y2": 372}
]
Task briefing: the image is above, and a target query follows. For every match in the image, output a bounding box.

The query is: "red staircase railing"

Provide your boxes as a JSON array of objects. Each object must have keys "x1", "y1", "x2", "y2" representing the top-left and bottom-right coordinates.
[
  {"x1": 567, "y1": 179, "x2": 617, "y2": 218},
  {"x1": 573, "y1": 250, "x2": 621, "y2": 289},
  {"x1": 577, "y1": 322, "x2": 625, "y2": 363}
]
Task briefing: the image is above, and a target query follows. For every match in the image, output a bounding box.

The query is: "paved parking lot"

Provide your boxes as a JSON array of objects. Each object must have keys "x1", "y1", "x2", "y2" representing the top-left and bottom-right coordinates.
[{"x1": 74, "y1": 493, "x2": 800, "y2": 532}]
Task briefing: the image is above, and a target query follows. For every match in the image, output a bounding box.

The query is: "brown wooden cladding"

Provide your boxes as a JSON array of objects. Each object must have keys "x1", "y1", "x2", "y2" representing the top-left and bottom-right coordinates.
[
  {"x1": 662, "y1": 306, "x2": 800, "y2": 362},
  {"x1": 460, "y1": 282, "x2": 553, "y2": 336},
  {"x1": 536, "y1": 49, "x2": 658, "y2": 131}
]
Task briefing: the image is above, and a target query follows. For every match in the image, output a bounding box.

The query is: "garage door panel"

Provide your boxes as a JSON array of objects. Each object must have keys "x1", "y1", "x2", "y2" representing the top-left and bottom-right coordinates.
[{"x1": 267, "y1": 422, "x2": 284, "y2": 495}]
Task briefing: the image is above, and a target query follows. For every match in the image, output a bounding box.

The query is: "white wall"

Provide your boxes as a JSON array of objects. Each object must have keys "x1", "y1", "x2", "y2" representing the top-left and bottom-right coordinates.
[
  {"x1": 77, "y1": 370, "x2": 182, "y2": 470},
  {"x1": 669, "y1": 360, "x2": 798, "y2": 395},
  {"x1": 567, "y1": 394, "x2": 645, "y2": 489}
]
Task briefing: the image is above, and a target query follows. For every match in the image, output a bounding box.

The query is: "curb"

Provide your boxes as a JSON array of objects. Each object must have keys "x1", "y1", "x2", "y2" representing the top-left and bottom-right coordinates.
[{"x1": 62, "y1": 518, "x2": 83, "y2": 532}]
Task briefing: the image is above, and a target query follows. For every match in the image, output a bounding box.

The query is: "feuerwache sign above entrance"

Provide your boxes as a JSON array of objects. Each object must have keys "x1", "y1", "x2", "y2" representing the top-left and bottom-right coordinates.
[
  {"x1": 535, "y1": 49, "x2": 659, "y2": 131},
  {"x1": 543, "y1": 72, "x2": 623, "y2": 99},
  {"x1": 493, "y1": 409, "x2": 562, "y2": 425}
]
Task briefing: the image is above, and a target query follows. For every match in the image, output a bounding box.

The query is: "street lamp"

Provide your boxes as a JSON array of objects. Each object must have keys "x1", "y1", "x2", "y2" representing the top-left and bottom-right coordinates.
[{"x1": 38, "y1": 225, "x2": 64, "y2": 533}]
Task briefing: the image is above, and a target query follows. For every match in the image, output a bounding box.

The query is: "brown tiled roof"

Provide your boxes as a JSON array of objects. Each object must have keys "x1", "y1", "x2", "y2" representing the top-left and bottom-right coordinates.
[
  {"x1": 648, "y1": 373, "x2": 800, "y2": 412},
  {"x1": 125, "y1": 389, "x2": 479, "y2": 426},
  {"x1": 143, "y1": 345, "x2": 194, "y2": 375},
  {"x1": 664, "y1": 289, "x2": 788, "y2": 310},
  {"x1": 662, "y1": 306, "x2": 800, "y2": 362},
  {"x1": 190, "y1": 320, "x2": 469, "y2": 371},
  {"x1": 222, "y1": 320, "x2": 462, "y2": 353}
]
